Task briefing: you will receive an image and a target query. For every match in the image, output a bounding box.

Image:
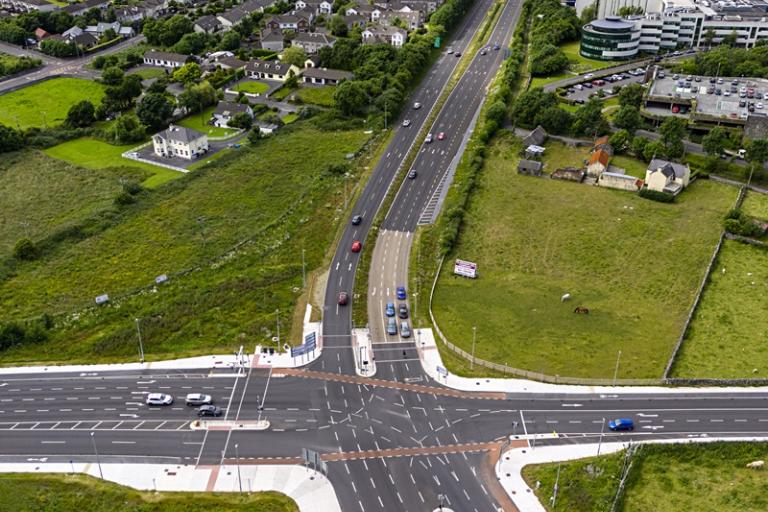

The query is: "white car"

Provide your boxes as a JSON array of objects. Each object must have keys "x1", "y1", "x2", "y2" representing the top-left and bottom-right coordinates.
[
  {"x1": 185, "y1": 393, "x2": 213, "y2": 406},
  {"x1": 425, "y1": 133, "x2": 433, "y2": 143},
  {"x1": 446, "y1": 48, "x2": 453, "y2": 54},
  {"x1": 413, "y1": 102, "x2": 421, "y2": 110},
  {"x1": 584, "y1": 73, "x2": 594, "y2": 79},
  {"x1": 402, "y1": 119, "x2": 411, "y2": 127},
  {"x1": 757, "y1": 102, "x2": 764, "y2": 109},
  {"x1": 146, "y1": 393, "x2": 173, "y2": 406}
]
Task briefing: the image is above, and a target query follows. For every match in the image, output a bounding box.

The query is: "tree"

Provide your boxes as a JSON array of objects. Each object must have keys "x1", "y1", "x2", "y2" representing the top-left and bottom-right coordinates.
[
  {"x1": 40, "y1": 39, "x2": 76, "y2": 57},
  {"x1": 618, "y1": 83, "x2": 644, "y2": 108},
  {"x1": 218, "y1": 31, "x2": 241, "y2": 51},
  {"x1": 173, "y1": 32, "x2": 208, "y2": 55},
  {"x1": 511, "y1": 88, "x2": 558, "y2": 126},
  {"x1": 65, "y1": 100, "x2": 95, "y2": 128},
  {"x1": 533, "y1": 106, "x2": 573, "y2": 135},
  {"x1": 101, "y1": 66, "x2": 124, "y2": 86},
  {"x1": 612, "y1": 105, "x2": 642, "y2": 133},
  {"x1": 571, "y1": 98, "x2": 609, "y2": 136},
  {"x1": 13, "y1": 238, "x2": 38, "y2": 260},
  {"x1": 580, "y1": 2, "x2": 597, "y2": 24},
  {"x1": 101, "y1": 74, "x2": 144, "y2": 115},
  {"x1": 485, "y1": 101, "x2": 506, "y2": 126},
  {"x1": 228, "y1": 112, "x2": 253, "y2": 130},
  {"x1": 609, "y1": 129, "x2": 631, "y2": 153},
  {"x1": 102, "y1": 27, "x2": 116, "y2": 41},
  {"x1": 722, "y1": 30, "x2": 738, "y2": 47},
  {"x1": 161, "y1": 15, "x2": 194, "y2": 47},
  {"x1": 248, "y1": 127, "x2": 263, "y2": 143},
  {"x1": 334, "y1": 80, "x2": 367, "y2": 116},
  {"x1": 659, "y1": 117, "x2": 687, "y2": 157},
  {"x1": 643, "y1": 140, "x2": 667, "y2": 162},
  {"x1": 109, "y1": 114, "x2": 145, "y2": 144},
  {"x1": 617, "y1": 5, "x2": 643, "y2": 15},
  {"x1": 630, "y1": 135, "x2": 648, "y2": 158},
  {"x1": 530, "y1": 44, "x2": 569, "y2": 76},
  {"x1": 136, "y1": 93, "x2": 174, "y2": 131},
  {"x1": 0, "y1": 124, "x2": 23, "y2": 153},
  {"x1": 178, "y1": 81, "x2": 217, "y2": 113},
  {"x1": 702, "y1": 126, "x2": 728, "y2": 157},
  {"x1": 282, "y1": 46, "x2": 307, "y2": 68},
  {"x1": 746, "y1": 139, "x2": 768, "y2": 185},
  {"x1": 329, "y1": 15, "x2": 348, "y2": 37},
  {"x1": 703, "y1": 28, "x2": 716, "y2": 47},
  {"x1": 284, "y1": 73, "x2": 298, "y2": 89},
  {"x1": 173, "y1": 62, "x2": 202, "y2": 84}
]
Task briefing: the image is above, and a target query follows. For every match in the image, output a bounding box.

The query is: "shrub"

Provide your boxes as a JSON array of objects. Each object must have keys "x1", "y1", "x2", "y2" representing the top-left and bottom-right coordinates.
[
  {"x1": 13, "y1": 238, "x2": 38, "y2": 261},
  {"x1": 639, "y1": 188, "x2": 676, "y2": 203}
]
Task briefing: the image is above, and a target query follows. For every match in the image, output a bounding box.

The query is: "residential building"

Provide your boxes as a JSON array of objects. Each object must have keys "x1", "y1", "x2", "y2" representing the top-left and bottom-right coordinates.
[
  {"x1": 216, "y1": 56, "x2": 247, "y2": 70},
  {"x1": 518, "y1": 159, "x2": 544, "y2": 176},
  {"x1": 342, "y1": 14, "x2": 367, "y2": 29},
  {"x1": 644, "y1": 159, "x2": 691, "y2": 195},
  {"x1": 522, "y1": 125, "x2": 547, "y2": 147},
  {"x1": 241, "y1": 0, "x2": 274, "y2": 13},
  {"x1": 255, "y1": 120, "x2": 279, "y2": 134},
  {"x1": 302, "y1": 66, "x2": 353, "y2": 85},
  {"x1": 260, "y1": 29, "x2": 285, "y2": 52},
  {"x1": 304, "y1": 55, "x2": 322, "y2": 68},
  {"x1": 295, "y1": 0, "x2": 332, "y2": 14},
  {"x1": 85, "y1": 22, "x2": 134, "y2": 38},
  {"x1": 34, "y1": 27, "x2": 50, "y2": 40},
  {"x1": 115, "y1": 6, "x2": 146, "y2": 23},
  {"x1": 152, "y1": 125, "x2": 209, "y2": 160},
  {"x1": 212, "y1": 101, "x2": 254, "y2": 127},
  {"x1": 379, "y1": 7, "x2": 422, "y2": 30},
  {"x1": 266, "y1": 11, "x2": 313, "y2": 32},
  {"x1": 143, "y1": 50, "x2": 190, "y2": 68},
  {"x1": 244, "y1": 58, "x2": 300, "y2": 81},
  {"x1": 346, "y1": 4, "x2": 374, "y2": 18},
  {"x1": 587, "y1": 149, "x2": 611, "y2": 177},
  {"x1": 217, "y1": 7, "x2": 248, "y2": 30},
  {"x1": 362, "y1": 25, "x2": 407, "y2": 47},
  {"x1": 290, "y1": 32, "x2": 335, "y2": 53},
  {"x1": 194, "y1": 15, "x2": 222, "y2": 34},
  {"x1": 72, "y1": 32, "x2": 98, "y2": 48}
]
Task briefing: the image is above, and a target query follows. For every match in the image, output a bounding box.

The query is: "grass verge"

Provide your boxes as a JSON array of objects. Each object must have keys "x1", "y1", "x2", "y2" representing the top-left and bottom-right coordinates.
[{"x1": 0, "y1": 78, "x2": 105, "y2": 129}]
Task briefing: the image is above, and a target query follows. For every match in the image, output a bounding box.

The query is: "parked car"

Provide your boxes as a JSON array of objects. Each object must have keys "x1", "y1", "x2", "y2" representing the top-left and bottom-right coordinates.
[
  {"x1": 671, "y1": 105, "x2": 680, "y2": 113},
  {"x1": 351, "y1": 240, "x2": 362, "y2": 252},
  {"x1": 608, "y1": 418, "x2": 634, "y2": 431},
  {"x1": 338, "y1": 291, "x2": 348, "y2": 305},
  {"x1": 185, "y1": 393, "x2": 212, "y2": 406},
  {"x1": 387, "y1": 317, "x2": 397, "y2": 335},
  {"x1": 398, "y1": 303, "x2": 409, "y2": 319},
  {"x1": 396, "y1": 286, "x2": 407, "y2": 300},
  {"x1": 385, "y1": 302, "x2": 396, "y2": 317},
  {"x1": 146, "y1": 393, "x2": 173, "y2": 406},
  {"x1": 198, "y1": 405, "x2": 223, "y2": 417},
  {"x1": 352, "y1": 215, "x2": 362, "y2": 225}
]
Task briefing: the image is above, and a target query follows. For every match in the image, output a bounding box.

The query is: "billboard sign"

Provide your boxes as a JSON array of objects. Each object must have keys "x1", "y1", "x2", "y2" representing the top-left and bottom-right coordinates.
[{"x1": 453, "y1": 259, "x2": 478, "y2": 279}]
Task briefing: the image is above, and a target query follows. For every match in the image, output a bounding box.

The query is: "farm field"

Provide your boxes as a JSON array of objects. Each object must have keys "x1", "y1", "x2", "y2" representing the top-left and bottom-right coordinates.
[
  {"x1": 0, "y1": 151, "x2": 142, "y2": 258},
  {"x1": 0, "y1": 473, "x2": 297, "y2": 512},
  {"x1": 524, "y1": 443, "x2": 768, "y2": 512},
  {"x1": 431, "y1": 133, "x2": 736, "y2": 379},
  {"x1": 671, "y1": 239, "x2": 768, "y2": 378},
  {"x1": 0, "y1": 121, "x2": 370, "y2": 364},
  {"x1": 44, "y1": 137, "x2": 181, "y2": 188},
  {"x1": 0, "y1": 78, "x2": 105, "y2": 129}
]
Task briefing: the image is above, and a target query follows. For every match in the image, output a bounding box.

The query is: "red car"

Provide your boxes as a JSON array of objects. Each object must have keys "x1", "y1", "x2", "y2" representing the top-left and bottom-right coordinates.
[
  {"x1": 671, "y1": 105, "x2": 680, "y2": 113},
  {"x1": 338, "y1": 292, "x2": 348, "y2": 305},
  {"x1": 437, "y1": 132, "x2": 445, "y2": 140},
  {"x1": 351, "y1": 240, "x2": 362, "y2": 252}
]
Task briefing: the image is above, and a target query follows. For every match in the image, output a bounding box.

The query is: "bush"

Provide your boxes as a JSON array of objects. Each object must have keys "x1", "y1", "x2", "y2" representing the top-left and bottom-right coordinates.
[
  {"x1": 639, "y1": 188, "x2": 676, "y2": 203},
  {"x1": 114, "y1": 190, "x2": 136, "y2": 206},
  {"x1": 13, "y1": 238, "x2": 38, "y2": 261},
  {"x1": 724, "y1": 208, "x2": 764, "y2": 237}
]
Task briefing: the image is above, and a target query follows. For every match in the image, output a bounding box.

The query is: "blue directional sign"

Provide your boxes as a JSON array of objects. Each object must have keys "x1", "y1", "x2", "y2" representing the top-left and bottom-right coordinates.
[{"x1": 291, "y1": 332, "x2": 317, "y2": 357}]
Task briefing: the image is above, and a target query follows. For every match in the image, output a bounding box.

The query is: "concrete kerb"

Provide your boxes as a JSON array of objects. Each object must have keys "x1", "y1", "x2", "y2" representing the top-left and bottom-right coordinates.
[{"x1": 0, "y1": 462, "x2": 341, "y2": 512}]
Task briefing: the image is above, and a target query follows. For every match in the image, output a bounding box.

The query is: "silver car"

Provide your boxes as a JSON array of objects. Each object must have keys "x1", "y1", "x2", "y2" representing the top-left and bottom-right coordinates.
[
  {"x1": 400, "y1": 321, "x2": 411, "y2": 338},
  {"x1": 146, "y1": 393, "x2": 173, "y2": 406},
  {"x1": 185, "y1": 393, "x2": 212, "y2": 406}
]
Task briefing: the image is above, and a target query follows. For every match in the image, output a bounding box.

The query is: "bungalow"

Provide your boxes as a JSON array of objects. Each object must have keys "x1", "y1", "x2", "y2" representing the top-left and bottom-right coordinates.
[
  {"x1": 217, "y1": 7, "x2": 248, "y2": 30},
  {"x1": 518, "y1": 159, "x2": 543, "y2": 176},
  {"x1": 302, "y1": 66, "x2": 353, "y2": 85},
  {"x1": 216, "y1": 56, "x2": 247, "y2": 71},
  {"x1": 152, "y1": 125, "x2": 209, "y2": 160},
  {"x1": 342, "y1": 14, "x2": 367, "y2": 29},
  {"x1": 289, "y1": 32, "x2": 334, "y2": 54},
  {"x1": 551, "y1": 167, "x2": 585, "y2": 182},
  {"x1": 266, "y1": 12, "x2": 312, "y2": 32},
  {"x1": 62, "y1": 0, "x2": 110, "y2": 16},
  {"x1": 143, "y1": 50, "x2": 190, "y2": 68},
  {"x1": 85, "y1": 22, "x2": 134, "y2": 38},
  {"x1": 244, "y1": 58, "x2": 300, "y2": 82},
  {"x1": 255, "y1": 120, "x2": 279, "y2": 135},
  {"x1": 598, "y1": 171, "x2": 643, "y2": 192},
  {"x1": 71, "y1": 31, "x2": 98, "y2": 48},
  {"x1": 260, "y1": 29, "x2": 285, "y2": 52},
  {"x1": 212, "y1": 101, "x2": 253, "y2": 127},
  {"x1": 644, "y1": 159, "x2": 691, "y2": 196},
  {"x1": 361, "y1": 25, "x2": 406, "y2": 47},
  {"x1": 194, "y1": 15, "x2": 222, "y2": 34},
  {"x1": 586, "y1": 149, "x2": 610, "y2": 178},
  {"x1": 345, "y1": 4, "x2": 374, "y2": 18},
  {"x1": 522, "y1": 125, "x2": 547, "y2": 147},
  {"x1": 62, "y1": 26, "x2": 83, "y2": 39}
]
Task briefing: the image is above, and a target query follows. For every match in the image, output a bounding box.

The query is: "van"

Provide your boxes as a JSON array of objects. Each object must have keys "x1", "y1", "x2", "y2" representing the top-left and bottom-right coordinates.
[
  {"x1": 387, "y1": 317, "x2": 397, "y2": 335},
  {"x1": 400, "y1": 321, "x2": 411, "y2": 338}
]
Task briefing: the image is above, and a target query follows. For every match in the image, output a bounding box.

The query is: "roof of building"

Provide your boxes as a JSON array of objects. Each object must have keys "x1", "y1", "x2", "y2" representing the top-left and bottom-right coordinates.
[
  {"x1": 588, "y1": 149, "x2": 611, "y2": 167},
  {"x1": 648, "y1": 159, "x2": 688, "y2": 179},
  {"x1": 594, "y1": 135, "x2": 610, "y2": 147},
  {"x1": 219, "y1": 7, "x2": 248, "y2": 23},
  {"x1": 364, "y1": 24, "x2": 407, "y2": 36},
  {"x1": 213, "y1": 101, "x2": 252, "y2": 116},
  {"x1": 241, "y1": 0, "x2": 273, "y2": 11},
  {"x1": 588, "y1": 16, "x2": 636, "y2": 31},
  {"x1": 304, "y1": 55, "x2": 321, "y2": 66},
  {"x1": 601, "y1": 171, "x2": 637, "y2": 181},
  {"x1": 261, "y1": 29, "x2": 284, "y2": 42},
  {"x1": 302, "y1": 67, "x2": 353, "y2": 80},
  {"x1": 155, "y1": 125, "x2": 206, "y2": 143},
  {"x1": 62, "y1": 0, "x2": 109, "y2": 13},
  {"x1": 245, "y1": 58, "x2": 295, "y2": 75},
  {"x1": 291, "y1": 32, "x2": 334, "y2": 44},
  {"x1": 216, "y1": 56, "x2": 246, "y2": 69},
  {"x1": 73, "y1": 32, "x2": 98, "y2": 45},
  {"x1": 523, "y1": 125, "x2": 547, "y2": 146},
  {"x1": 518, "y1": 159, "x2": 543, "y2": 171},
  {"x1": 195, "y1": 15, "x2": 221, "y2": 30},
  {"x1": 144, "y1": 50, "x2": 189, "y2": 63}
]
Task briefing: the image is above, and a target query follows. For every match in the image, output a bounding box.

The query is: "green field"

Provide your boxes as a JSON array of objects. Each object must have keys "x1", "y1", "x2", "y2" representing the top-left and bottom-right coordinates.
[
  {"x1": 296, "y1": 86, "x2": 336, "y2": 107},
  {"x1": 0, "y1": 473, "x2": 296, "y2": 512},
  {"x1": 531, "y1": 41, "x2": 620, "y2": 89},
  {"x1": 44, "y1": 137, "x2": 181, "y2": 188},
  {"x1": 0, "y1": 121, "x2": 369, "y2": 364},
  {"x1": 233, "y1": 80, "x2": 270, "y2": 95},
  {"x1": 672, "y1": 239, "x2": 768, "y2": 378},
  {"x1": 525, "y1": 442, "x2": 768, "y2": 512},
  {"x1": 283, "y1": 113, "x2": 299, "y2": 124},
  {"x1": 611, "y1": 155, "x2": 648, "y2": 179},
  {"x1": 0, "y1": 78, "x2": 105, "y2": 129},
  {"x1": 128, "y1": 66, "x2": 168, "y2": 80},
  {"x1": 742, "y1": 190, "x2": 768, "y2": 220},
  {"x1": 177, "y1": 106, "x2": 239, "y2": 138},
  {"x1": 431, "y1": 134, "x2": 736, "y2": 379},
  {"x1": 0, "y1": 151, "x2": 143, "y2": 258}
]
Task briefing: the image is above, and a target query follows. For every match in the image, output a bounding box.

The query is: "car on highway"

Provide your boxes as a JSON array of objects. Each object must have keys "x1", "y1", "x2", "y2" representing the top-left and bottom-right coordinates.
[
  {"x1": 480, "y1": 49, "x2": 487, "y2": 55},
  {"x1": 185, "y1": 393, "x2": 212, "y2": 406},
  {"x1": 437, "y1": 132, "x2": 445, "y2": 140},
  {"x1": 608, "y1": 418, "x2": 634, "y2": 431},
  {"x1": 402, "y1": 119, "x2": 411, "y2": 127},
  {"x1": 386, "y1": 302, "x2": 396, "y2": 317},
  {"x1": 446, "y1": 47, "x2": 453, "y2": 54},
  {"x1": 396, "y1": 286, "x2": 407, "y2": 300},
  {"x1": 454, "y1": 52, "x2": 461, "y2": 57},
  {"x1": 387, "y1": 317, "x2": 397, "y2": 335},
  {"x1": 146, "y1": 393, "x2": 173, "y2": 406},
  {"x1": 198, "y1": 405, "x2": 223, "y2": 417},
  {"x1": 413, "y1": 102, "x2": 421, "y2": 109},
  {"x1": 352, "y1": 215, "x2": 362, "y2": 225},
  {"x1": 398, "y1": 303, "x2": 408, "y2": 319},
  {"x1": 425, "y1": 133, "x2": 433, "y2": 143},
  {"x1": 400, "y1": 321, "x2": 411, "y2": 338},
  {"x1": 351, "y1": 240, "x2": 362, "y2": 252},
  {"x1": 338, "y1": 291, "x2": 348, "y2": 305},
  {"x1": 408, "y1": 170, "x2": 417, "y2": 179},
  {"x1": 493, "y1": 43, "x2": 500, "y2": 50}
]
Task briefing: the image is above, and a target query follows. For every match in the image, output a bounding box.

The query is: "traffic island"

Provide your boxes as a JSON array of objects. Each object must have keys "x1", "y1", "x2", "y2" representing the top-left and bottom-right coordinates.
[{"x1": 190, "y1": 420, "x2": 270, "y2": 431}]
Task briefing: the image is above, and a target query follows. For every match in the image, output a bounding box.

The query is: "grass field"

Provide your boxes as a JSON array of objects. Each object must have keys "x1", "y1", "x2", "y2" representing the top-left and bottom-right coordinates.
[
  {"x1": 611, "y1": 155, "x2": 648, "y2": 179},
  {"x1": 431, "y1": 133, "x2": 736, "y2": 379},
  {"x1": 44, "y1": 137, "x2": 181, "y2": 188},
  {"x1": 233, "y1": 80, "x2": 270, "y2": 95},
  {"x1": 742, "y1": 190, "x2": 768, "y2": 220},
  {"x1": 671, "y1": 239, "x2": 768, "y2": 378},
  {"x1": 0, "y1": 473, "x2": 297, "y2": 512},
  {"x1": 296, "y1": 86, "x2": 336, "y2": 107},
  {"x1": 177, "y1": 106, "x2": 239, "y2": 138},
  {"x1": 530, "y1": 41, "x2": 619, "y2": 89},
  {"x1": 0, "y1": 151, "x2": 142, "y2": 258},
  {"x1": 0, "y1": 78, "x2": 105, "y2": 129},
  {"x1": 524, "y1": 442, "x2": 768, "y2": 512},
  {"x1": 0, "y1": 121, "x2": 370, "y2": 364}
]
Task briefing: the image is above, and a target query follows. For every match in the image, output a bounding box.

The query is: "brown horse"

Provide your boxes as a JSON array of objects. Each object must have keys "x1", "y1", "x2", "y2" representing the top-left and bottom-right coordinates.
[{"x1": 573, "y1": 307, "x2": 590, "y2": 314}]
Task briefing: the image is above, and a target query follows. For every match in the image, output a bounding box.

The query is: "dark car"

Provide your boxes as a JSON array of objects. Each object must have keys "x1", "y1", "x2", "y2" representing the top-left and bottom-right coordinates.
[
  {"x1": 454, "y1": 52, "x2": 461, "y2": 57},
  {"x1": 408, "y1": 170, "x2": 417, "y2": 179},
  {"x1": 608, "y1": 418, "x2": 634, "y2": 431},
  {"x1": 398, "y1": 303, "x2": 408, "y2": 319},
  {"x1": 198, "y1": 405, "x2": 223, "y2": 417},
  {"x1": 352, "y1": 215, "x2": 362, "y2": 225},
  {"x1": 338, "y1": 291, "x2": 348, "y2": 305},
  {"x1": 493, "y1": 44, "x2": 500, "y2": 50}
]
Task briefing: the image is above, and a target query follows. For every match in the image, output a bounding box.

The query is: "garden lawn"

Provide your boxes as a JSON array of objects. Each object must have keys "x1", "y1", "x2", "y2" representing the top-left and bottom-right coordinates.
[
  {"x1": 177, "y1": 106, "x2": 239, "y2": 138},
  {"x1": 0, "y1": 78, "x2": 104, "y2": 129},
  {"x1": 127, "y1": 66, "x2": 167, "y2": 79},
  {"x1": 283, "y1": 113, "x2": 299, "y2": 124},
  {"x1": 671, "y1": 239, "x2": 768, "y2": 378},
  {"x1": 610, "y1": 155, "x2": 648, "y2": 179},
  {"x1": 44, "y1": 137, "x2": 181, "y2": 188},
  {"x1": 0, "y1": 121, "x2": 370, "y2": 364},
  {"x1": 524, "y1": 442, "x2": 768, "y2": 512},
  {"x1": 233, "y1": 80, "x2": 270, "y2": 95},
  {"x1": 296, "y1": 86, "x2": 336, "y2": 107},
  {"x1": 431, "y1": 133, "x2": 736, "y2": 379},
  {"x1": 742, "y1": 190, "x2": 768, "y2": 220},
  {"x1": 0, "y1": 151, "x2": 140, "y2": 258},
  {"x1": 0, "y1": 473, "x2": 297, "y2": 512}
]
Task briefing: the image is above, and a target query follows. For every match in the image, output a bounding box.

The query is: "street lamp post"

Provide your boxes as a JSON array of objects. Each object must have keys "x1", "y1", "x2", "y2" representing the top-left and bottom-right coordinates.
[
  {"x1": 275, "y1": 309, "x2": 280, "y2": 347},
  {"x1": 135, "y1": 318, "x2": 145, "y2": 363},
  {"x1": 301, "y1": 248, "x2": 306, "y2": 289},
  {"x1": 613, "y1": 350, "x2": 622, "y2": 386},
  {"x1": 597, "y1": 417, "x2": 606, "y2": 456},
  {"x1": 90, "y1": 432, "x2": 103, "y2": 479},
  {"x1": 471, "y1": 326, "x2": 477, "y2": 370},
  {"x1": 235, "y1": 443, "x2": 243, "y2": 493},
  {"x1": 551, "y1": 463, "x2": 561, "y2": 508}
]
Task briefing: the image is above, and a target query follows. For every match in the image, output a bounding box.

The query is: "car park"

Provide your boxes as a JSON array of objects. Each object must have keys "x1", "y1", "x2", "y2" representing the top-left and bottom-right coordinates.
[
  {"x1": 387, "y1": 317, "x2": 397, "y2": 335},
  {"x1": 408, "y1": 170, "x2": 417, "y2": 179},
  {"x1": 425, "y1": 133, "x2": 433, "y2": 143},
  {"x1": 608, "y1": 418, "x2": 634, "y2": 431},
  {"x1": 396, "y1": 286, "x2": 407, "y2": 300},
  {"x1": 338, "y1": 291, "x2": 348, "y2": 305},
  {"x1": 402, "y1": 119, "x2": 411, "y2": 127},
  {"x1": 185, "y1": 393, "x2": 212, "y2": 406},
  {"x1": 352, "y1": 215, "x2": 362, "y2": 225},
  {"x1": 198, "y1": 405, "x2": 223, "y2": 417},
  {"x1": 146, "y1": 393, "x2": 173, "y2": 406},
  {"x1": 398, "y1": 303, "x2": 408, "y2": 319},
  {"x1": 351, "y1": 240, "x2": 362, "y2": 252},
  {"x1": 400, "y1": 321, "x2": 411, "y2": 338},
  {"x1": 386, "y1": 302, "x2": 395, "y2": 317}
]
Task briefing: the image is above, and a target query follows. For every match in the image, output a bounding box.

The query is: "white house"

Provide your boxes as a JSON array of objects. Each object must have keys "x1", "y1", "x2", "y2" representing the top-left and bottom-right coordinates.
[
  {"x1": 289, "y1": 32, "x2": 334, "y2": 54},
  {"x1": 244, "y1": 59, "x2": 300, "y2": 82},
  {"x1": 152, "y1": 125, "x2": 209, "y2": 160},
  {"x1": 302, "y1": 66, "x2": 353, "y2": 85},
  {"x1": 362, "y1": 25, "x2": 406, "y2": 47},
  {"x1": 295, "y1": 0, "x2": 332, "y2": 14},
  {"x1": 143, "y1": 50, "x2": 190, "y2": 68},
  {"x1": 644, "y1": 159, "x2": 691, "y2": 195},
  {"x1": 212, "y1": 101, "x2": 254, "y2": 127}
]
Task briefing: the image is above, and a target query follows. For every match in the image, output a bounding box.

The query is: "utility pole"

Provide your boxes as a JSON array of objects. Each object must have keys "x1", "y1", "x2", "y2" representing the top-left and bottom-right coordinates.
[
  {"x1": 235, "y1": 443, "x2": 243, "y2": 493},
  {"x1": 471, "y1": 326, "x2": 477, "y2": 369},
  {"x1": 597, "y1": 417, "x2": 606, "y2": 456},
  {"x1": 275, "y1": 308, "x2": 280, "y2": 347},
  {"x1": 613, "y1": 350, "x2": 622, "y2": 386},
  {"x1": 90, "y1": 432, "x2": 103, "y2": 479},
  {"x1": 135, "y1": 317, "x2": 145, "y2": 363}
]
